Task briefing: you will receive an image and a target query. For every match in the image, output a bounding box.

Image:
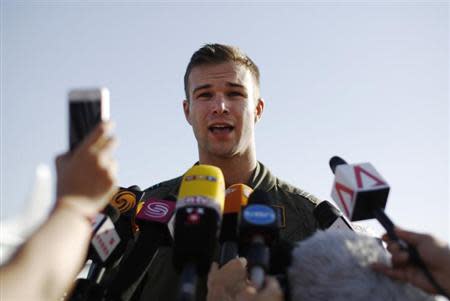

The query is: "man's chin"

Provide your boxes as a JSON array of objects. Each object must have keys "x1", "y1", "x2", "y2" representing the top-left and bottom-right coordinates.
[{"x1": 207, "y1": 146, "x2": 238, "y2": 159}]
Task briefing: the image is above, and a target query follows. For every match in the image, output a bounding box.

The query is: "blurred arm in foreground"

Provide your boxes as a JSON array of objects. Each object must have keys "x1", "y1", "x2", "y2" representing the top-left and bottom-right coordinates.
[
  {"x1": 0, "y1": 122, "x2": 117, "y2": 301},
  {"x1": 372, "y1": 227, "x2": 450, "y2": 296}
]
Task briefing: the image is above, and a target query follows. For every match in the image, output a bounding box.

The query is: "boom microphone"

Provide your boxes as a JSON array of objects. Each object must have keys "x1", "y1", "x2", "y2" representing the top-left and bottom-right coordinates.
[{"x1": 173, "y1": 165, "x2": 225, "y2": 301}]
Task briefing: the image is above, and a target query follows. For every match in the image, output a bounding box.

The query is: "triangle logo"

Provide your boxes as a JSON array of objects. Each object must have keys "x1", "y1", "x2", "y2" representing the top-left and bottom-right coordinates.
[
  {"x1": 335, "y1": 182, "x2": 354, "y2": 217},
  {"x1": 354, "y1": 165, "x2": 386, "y2": 189}
]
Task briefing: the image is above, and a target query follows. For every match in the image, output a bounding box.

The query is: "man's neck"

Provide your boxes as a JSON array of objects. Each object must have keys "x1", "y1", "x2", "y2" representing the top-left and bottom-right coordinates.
[{"x1": 199, "y1": 154, "x2": 257, "y2": 188}]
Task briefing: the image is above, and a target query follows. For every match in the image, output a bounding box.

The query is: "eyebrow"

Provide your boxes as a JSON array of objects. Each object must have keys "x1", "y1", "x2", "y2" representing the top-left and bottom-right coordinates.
[
  {"x1": 192, "y1": 82, "x2": 247, "y2": 95},
  {"x1": 192, "y1": 84, "x2": 212, "y2": 96},
  {"x1": 226, "y1": 82, "x2": 246, "y2": 90}
]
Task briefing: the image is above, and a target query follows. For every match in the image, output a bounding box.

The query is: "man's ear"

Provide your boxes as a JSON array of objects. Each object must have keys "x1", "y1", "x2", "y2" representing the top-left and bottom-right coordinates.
[
  {"x1": 183, "y1": 99, "x2": 192, "y2": 125},
  {"x1": 255, "y1": 98, "x2": 265, "y2": 123}
]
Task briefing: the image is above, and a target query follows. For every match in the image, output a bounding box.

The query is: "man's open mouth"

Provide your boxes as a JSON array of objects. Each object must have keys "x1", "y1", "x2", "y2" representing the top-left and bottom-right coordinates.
[{"x1": 208, "y1": 124, "x2": 234, "y2": 134}]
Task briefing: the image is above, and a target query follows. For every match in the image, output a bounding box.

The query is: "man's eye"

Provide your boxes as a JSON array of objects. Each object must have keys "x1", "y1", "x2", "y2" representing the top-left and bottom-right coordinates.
[
  {"x1": 229, "y1": 92, "x2": 245, "y2": 98},
  {"x1": 197, "y1": 92, "x2": 212, "y2": 99}
]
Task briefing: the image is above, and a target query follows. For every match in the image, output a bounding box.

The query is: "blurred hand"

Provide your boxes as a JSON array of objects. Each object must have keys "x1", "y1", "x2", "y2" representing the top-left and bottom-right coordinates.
[
  {"x1": 236, "y1": 276, "x2": 283, "y2": 301},
  {"x1": 372, "y1": 227, "x2": 450, "y2": 295},
  {"x1": 55, "y1": 122, "x2": 118, "y2": 217},
  {"x1": 207, "y1": 258, "x2": 248, "y2": 301}
]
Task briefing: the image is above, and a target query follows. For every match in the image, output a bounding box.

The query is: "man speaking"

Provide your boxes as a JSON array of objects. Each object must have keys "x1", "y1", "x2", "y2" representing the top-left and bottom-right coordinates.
[{"x1": 129, "y1": 44, "x2": 321, "y2": 300}]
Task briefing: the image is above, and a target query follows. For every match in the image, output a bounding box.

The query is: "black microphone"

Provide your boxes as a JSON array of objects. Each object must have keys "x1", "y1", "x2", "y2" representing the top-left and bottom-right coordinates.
[
  {"x1": 239, "y1": 189, "x2": 279, "y2": 290},
  {"x1": 106, "y1": 196, "x2": 177, "y2": 301},
  {"x1": 269, "y1": 239, "x2": 295, "y2": 301},
  {"x1": 313, "y1": 200, "x2": 354, "y2": 231}
]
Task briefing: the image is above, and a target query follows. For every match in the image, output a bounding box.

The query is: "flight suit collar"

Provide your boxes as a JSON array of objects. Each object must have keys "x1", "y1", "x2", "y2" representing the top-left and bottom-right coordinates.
[
  {"x1": 247, "y1": 161, "x2": 277, "y2": 191},
  {"x1": 182, "y1": 161, "x2": 277, "y2": 192}
]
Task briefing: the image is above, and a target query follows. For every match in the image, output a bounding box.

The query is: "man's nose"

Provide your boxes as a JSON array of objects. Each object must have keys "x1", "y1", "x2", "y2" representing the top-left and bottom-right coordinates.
[{"x1": 212, "y1": 94, "x2": 229, "y2": 114}]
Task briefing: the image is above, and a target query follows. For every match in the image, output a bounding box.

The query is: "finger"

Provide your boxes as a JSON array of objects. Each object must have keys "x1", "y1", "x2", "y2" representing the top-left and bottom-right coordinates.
[
  {"x1": 237, "y1": 257, "x2": 247, "y2": 268},
  {"x1": 79, "y1": 121, "x2": 114, "y2": 151},
  {"x1": 236, "y1": 285, "x2": 257, "y2": 301},
  {"x1": 55, "y1": 153, "x2": 69, "y2": 170},
  {"x1": 394, "y1": 228, "x2": 430, "y2": 247},
  {"x1": 260, "y1": 277, "x2": 283, "y2": 300},
  {"x1": 209, "y1": 262, "x2": 219, "y2": 274},
  {"x1": 386, "y1": 241, "x2": 402, "y2": 253},
  {"x1": 371, "y1": 262, "x2": 389, "y2": 273},
  {"x1": 95, "y1": 136, "x2": 118, "y2": 154},
  {"x1": 103, "y1": 159, "x2": 118, "y2": 185},
  {"x1": 264, "y1": 276, "x2": 282, "y2": 292},
  {"x1": 223, "y1": 257, "x2": 247, "y2": 271},
  {"x1": 381, "y1": 233, "x2": 389, "y2": 242},
  {"x1": 390, "y1": 251, "x2": 410, "y2": 267}
]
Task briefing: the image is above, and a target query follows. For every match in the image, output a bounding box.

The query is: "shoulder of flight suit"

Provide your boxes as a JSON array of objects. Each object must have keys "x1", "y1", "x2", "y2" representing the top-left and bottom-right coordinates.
[
  {"x1": 143, "y1": 176, "x2": 183, "y2": 200},
  {"x1": 268, "y1": 177, "x2": 321, "y2": 242}
]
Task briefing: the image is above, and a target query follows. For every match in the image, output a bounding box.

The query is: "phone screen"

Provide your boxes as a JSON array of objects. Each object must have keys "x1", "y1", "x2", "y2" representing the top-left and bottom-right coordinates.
[{"x1": 69, "y1": 100, "x2": 102, "y2": 151}]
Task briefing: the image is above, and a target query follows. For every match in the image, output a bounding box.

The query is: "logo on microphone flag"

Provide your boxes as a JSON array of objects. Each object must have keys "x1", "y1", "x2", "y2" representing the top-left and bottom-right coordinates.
[
  {"x1": 334, "y1": 182, "x2": 354, "y2": 217},
  {"x1": 137, "y1": 198, "x2": 176, "y2": 223},
  {"x1": 353, "y1": 165, "x2": 386, "y2": 189}
]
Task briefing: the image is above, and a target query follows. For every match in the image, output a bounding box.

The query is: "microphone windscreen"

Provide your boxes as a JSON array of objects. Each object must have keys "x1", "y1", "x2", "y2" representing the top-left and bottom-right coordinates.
[
  {"x1": 110, "y1": 189, "x2": 138, "y2": 214},
  {"x1": 224, "y1": 184, "x2": 253, "y2": 214},
  {"x1": 127, "y1": 185, "x2": 141, "y2": 191},
  {"x1": 177, "y1": 164, "x2": 225, "y2": 215}
]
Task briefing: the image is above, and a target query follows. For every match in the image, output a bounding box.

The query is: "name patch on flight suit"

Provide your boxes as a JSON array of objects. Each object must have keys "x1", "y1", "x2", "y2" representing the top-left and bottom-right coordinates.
[{"x1": 271, "y1": 205, "x2": 286, "y2": 228}]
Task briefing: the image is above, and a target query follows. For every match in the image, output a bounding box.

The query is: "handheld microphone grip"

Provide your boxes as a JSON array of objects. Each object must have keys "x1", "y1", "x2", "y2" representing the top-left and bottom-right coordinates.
[
  {"x1": 219, "y1": 184, "x2": 253, "y2": 267},
  {"x1": 247, "y1": 239, "x2": 270, "y2": 290},
  {"x1": 219, "y1": 241, "x2": 239, "y2": 267},
  {"x1": 373, "y1": 208, "x2": 450, "y2": 298},
  {"x1": 177, "y1": 263, "x2": 198, "y2": 301}
]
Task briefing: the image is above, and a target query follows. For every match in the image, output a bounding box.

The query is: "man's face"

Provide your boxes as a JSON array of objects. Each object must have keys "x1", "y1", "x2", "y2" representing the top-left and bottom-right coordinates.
[{"x1": 183, "y1": 62, "x2": 264, "y2": 160}]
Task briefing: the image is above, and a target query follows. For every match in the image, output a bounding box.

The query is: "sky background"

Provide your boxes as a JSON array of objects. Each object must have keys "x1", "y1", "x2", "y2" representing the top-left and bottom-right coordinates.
[{"x1": 1, "y1": 0, "x2": 449, "y2": 242}]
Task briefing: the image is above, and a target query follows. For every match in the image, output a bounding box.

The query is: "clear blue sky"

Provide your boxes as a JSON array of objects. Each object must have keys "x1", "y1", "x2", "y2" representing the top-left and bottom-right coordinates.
[{"x1": 1, "y1": 0, "x2": 448, "y2": 241}]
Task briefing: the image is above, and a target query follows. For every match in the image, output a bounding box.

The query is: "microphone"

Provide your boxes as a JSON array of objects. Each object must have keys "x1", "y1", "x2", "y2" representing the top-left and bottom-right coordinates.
[
  {"x1": 173, "y1": 165, "x2": 225, "y2": 301},
  {"x1": 239, "y1": 189, "x2": 279, "y2": 290},
  {"x1": 329, "y1": 156, "x2": 390, "y2": 222},
  {"x1": 106, "y1": 196, "x2": 177, "y2": 301},
  {"x1": 110, "y1": 186, "x2": 144, "y2": 236},
  {"x1": 288, "y1": 230, "x2": 437, "y2": 301},
  {"x1": 329, "y1": 156, "x2": 450, "y2": 298},
  {"x1": 219, "y1": 184, "x2": 253, "y2": 267},
  {"x1": 269, "y1": 238, "x2": 295, "y2": 301},
  {"x1": 313, "y1": 200, "x2": 354, "y2": 231}
]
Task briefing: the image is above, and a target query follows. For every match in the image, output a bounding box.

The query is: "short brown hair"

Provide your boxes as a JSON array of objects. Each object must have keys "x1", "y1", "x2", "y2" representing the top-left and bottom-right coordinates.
[{"x1": 184, "y1": 44, "x2": 260, "y2": 100}]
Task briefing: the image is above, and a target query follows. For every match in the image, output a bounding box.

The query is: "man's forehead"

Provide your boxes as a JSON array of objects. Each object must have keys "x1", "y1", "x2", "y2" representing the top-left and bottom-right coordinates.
[{"x1": 188, "y1": 62, "x2": 254, "y2": 89}]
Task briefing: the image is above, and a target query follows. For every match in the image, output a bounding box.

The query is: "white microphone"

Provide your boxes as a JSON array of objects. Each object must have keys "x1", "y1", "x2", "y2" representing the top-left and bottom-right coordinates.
[{"x1": 329, "y1": 156, "x2": 389, "y2": 221}]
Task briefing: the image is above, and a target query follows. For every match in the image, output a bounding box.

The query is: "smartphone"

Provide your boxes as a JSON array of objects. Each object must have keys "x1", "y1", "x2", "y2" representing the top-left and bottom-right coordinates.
[{"x1": 68, "y1": 88, "x2": 110, "y2": 151}]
